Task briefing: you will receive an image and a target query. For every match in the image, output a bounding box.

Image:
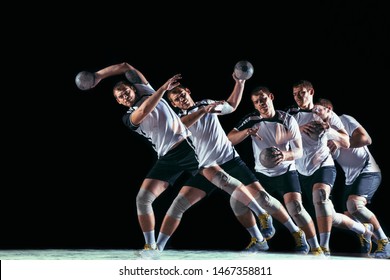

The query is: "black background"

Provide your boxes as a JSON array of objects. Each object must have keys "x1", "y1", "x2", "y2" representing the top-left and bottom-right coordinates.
[{"x1": 2, "y1": 1, "x2": 388, "y2": 255}]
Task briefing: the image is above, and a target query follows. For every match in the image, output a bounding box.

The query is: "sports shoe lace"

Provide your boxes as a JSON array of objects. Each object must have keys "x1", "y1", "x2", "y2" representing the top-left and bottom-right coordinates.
[{"x1": 246, "y1": 237, "x2": 258, "y2": 249}]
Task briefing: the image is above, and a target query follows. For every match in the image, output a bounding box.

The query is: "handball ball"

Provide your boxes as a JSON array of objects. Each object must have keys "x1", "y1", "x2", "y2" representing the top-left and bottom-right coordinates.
[
  {"x1": 75, "y1": 71, "x2": 95, "y2": 90},
  {"x1": 308, "y1": 120, "x2": 326, "y2": 140},
  {"x1": 259, "y1": 147, "x2": 281, "y2": 168},
  {"x1": 234, "y1": 60, "x2": 254, "y2": 80}
]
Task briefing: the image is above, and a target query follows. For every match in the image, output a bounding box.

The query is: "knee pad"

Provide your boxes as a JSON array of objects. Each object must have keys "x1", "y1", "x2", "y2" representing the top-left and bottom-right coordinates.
[
  {"x1": 346, "y1": 199, "x2": 374, "y2": 222},
  {"x1": 136, "y1": 188, "x2": 157, "y2": 215},
  {"x1": 230, "y1": 197, "x2": 250, "y2": 216},
  {"x1": 286, "y1": 200, "x2": 312, "y2": 227},
  {"x1": 312, "y1": 188, "x2": 333, "y2": 217},
  {"x1": 256, "y1": 190, "x2": 281, "y2": 214},
  {"x1": 210, "y1": 170, "x2": 242, "y2": 195},
  {"x1": 166, "y1": 194, "x2": 191, "y2": 220}
]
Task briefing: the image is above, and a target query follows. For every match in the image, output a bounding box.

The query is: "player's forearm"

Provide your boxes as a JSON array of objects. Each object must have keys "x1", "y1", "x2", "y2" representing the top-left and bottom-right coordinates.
[
  {"x1": 181, "y1": 108, "x2": 206, "y2": 128},
  {"x1": 349, "y1": 129, "x2": 372, "y2": 148},
  {"x1": 227, "y1": 129, "x2": 247, "y2": 145},
  {"x1": 226, "y1": 81, "x2": 245, "y2": 110},
  {"x1": 287, "y1": 148, "x2": 303, "y2": 161},
  {"x1": 328, "y1": 128, "x2": 350, "y2": 148},
  {"x1": 94, "y1": 62, "x2": 133, "y2": 80}
]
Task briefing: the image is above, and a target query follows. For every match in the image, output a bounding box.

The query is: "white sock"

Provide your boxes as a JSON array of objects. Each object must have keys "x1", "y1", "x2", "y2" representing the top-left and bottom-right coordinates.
[
  {"x1": 246, "y1": 225, "x2": 264, "y2": 242},
  {"x1": 248, "y1": 200, "x2": 266, "y2": 215},
  {"x1": 375, "y1": 227, "x2": 387, "y2": 240},
  {"x1": 351, "y1": 222, "x2": 365, "y2": 235},
  {"x1": 283, "y1": 218, "x2": 300, "y2": 233},
  {"x1": 143, "y1": 230, "x2": 155, "y2": 246},
  {"x1": 319, "y1": 232, "x2": 331, "y2": 248},
  {"x1": 307, "y1": 236, "x2": 320, "y2": 249},
  {"x1": 156, "y1": 232, "x2": 170, "y2": 251}
]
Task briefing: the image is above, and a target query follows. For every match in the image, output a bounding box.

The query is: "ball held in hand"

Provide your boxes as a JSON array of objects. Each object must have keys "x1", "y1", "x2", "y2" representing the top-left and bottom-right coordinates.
[
  {"x1": 307, "y1": 120, "x2": 326, "y2": 140},
  {"x1": 75, "y1": 71, "x2": 95, "y2": 90},
  {"x1": 259, "y1": 147, "x2": 282, "y2": 168},
  {"x1": 234, "y1": 60, "x2": 254, "y2": 80}
]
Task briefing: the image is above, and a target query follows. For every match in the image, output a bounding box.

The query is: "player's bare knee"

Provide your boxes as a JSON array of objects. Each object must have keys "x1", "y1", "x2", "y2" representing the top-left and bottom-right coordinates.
[{"x1": 136, "y1": 188, "x2": 157, "y2": 215}]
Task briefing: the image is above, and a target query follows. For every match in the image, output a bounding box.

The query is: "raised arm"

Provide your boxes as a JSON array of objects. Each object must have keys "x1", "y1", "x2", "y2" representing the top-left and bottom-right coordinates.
[
  {"x1": 93, "y1": 62, "x2": 148, "y2": 87},
  {"x1": 130, "y1": 74, "x2": 182, "y2": 125},
  {"x1": 210, "y1": 73, "x2": 247, "y2": 116},
  {"x1": 225, "y1": 73, "x2": 246, "y2": 111}
]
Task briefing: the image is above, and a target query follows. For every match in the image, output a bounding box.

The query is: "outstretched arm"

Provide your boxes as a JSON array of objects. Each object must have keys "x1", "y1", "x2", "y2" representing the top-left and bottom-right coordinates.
[
  {"x1": 181, "y1": 101, "x2": 224, "y2": 127},
  {"x1": 212, "y1": 73, "x2": 247, "y2": 116},
  {"x1": 93, "y1": 62, "x2": 148, "y2": 87}
]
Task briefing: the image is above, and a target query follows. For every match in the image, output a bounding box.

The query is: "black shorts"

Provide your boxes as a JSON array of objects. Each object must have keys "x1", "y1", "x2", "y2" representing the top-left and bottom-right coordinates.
[
  {"x1": 220, "y1": 157, "x2": 258, "y2": 185},
  {"x1": 298, "y1": 166, "x2": 337, "y2": 210},
  {"x1": 146, "y1": 140, "x2": 199, "y2": 186},
  {"x1": 342, "y1": 172, "x2": 381, "y2": 211},
  {"x1": 255, "y1": 170, "x2": 302, "y2": 196},
  {"x1": 184, "y1": 156, "x2": 258, "y2": 196}
]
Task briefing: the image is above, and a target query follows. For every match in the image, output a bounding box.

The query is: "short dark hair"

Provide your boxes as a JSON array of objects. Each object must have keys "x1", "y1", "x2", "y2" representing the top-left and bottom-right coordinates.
[
  {"x1": 250, "y1": 86, "x2": 271, "y2": 96},
  {"x1": 166, "y1": 85, "x2": 186, "y2": 102},
  {"x1": 315, "y1": 98, "x2": 334, "y2": 110},
  {"x1": 293, "y1": 80, "x2": 313, "y2": 89}
]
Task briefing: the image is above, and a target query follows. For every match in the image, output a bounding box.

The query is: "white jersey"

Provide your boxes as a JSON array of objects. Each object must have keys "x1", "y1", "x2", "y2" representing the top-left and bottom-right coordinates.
[
  {"x1": 179, "y1": 99, "x2": 238, "y2": 168},
  {"x1": 333, "y1": 114, "x2": 381, "y2": 185},
  {"x1": 234, "y1": 110, "x2": 300, "y2": 177},
  {"x1": 288, "y1": 107, "x2": 344, "y2": 176},
  {"x1": 123, "y1": 83, "x2": 191, "y2": 158}
]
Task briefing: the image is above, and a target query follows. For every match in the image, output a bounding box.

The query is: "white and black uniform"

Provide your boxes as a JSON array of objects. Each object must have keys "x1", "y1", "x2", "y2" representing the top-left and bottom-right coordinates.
[
  {"x1": 122, "y1": 83, "x2": 199, "y2": 185},
  {"x1": 234, "y1": 110, "x2": 300, "y2": 177},
  {"x1": 288, "y1": 108, "x2": 345, "y2": 176},
  {"x1": 179, "y1": 99, "x2": 258, "y2": 193},
  {"x1": 179, "y1": 99, "x2": 238, "y2": 168},
  {"x1": 123, "y1": 83, "x2": 192, "y2": 158},
  {"x1": 333, "y1": 114, "x2": 381, "y2": 185}
]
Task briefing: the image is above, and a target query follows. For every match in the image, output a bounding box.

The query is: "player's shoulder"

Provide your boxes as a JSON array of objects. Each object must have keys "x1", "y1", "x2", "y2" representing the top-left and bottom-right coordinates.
[{"x1": 284, "y1": 105, "x2": 300, "y2": 115}]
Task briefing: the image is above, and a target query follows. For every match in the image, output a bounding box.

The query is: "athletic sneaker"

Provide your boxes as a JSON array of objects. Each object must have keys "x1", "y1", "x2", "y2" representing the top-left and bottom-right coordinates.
[
  {"x1": 310, "y1": 247, "x2": 325, "y2": 257},
  {"x1": 258, "y1": 213, "x2": 276, "y2": 240},
  {"x1": 320, "y1": 246, "x2": 331, "y2": 257},
  {"x1": 244, "y1": 237, "x2": 269, "y2": 252},
  {"x1": 371, "y1": 238, "x2": 390, "y2": 259},
  {"x1": 292, "y1": 229, "x2": 310, "y2": 254},
  {"x1": 358, "y1": 223, "x2": 373, "y2": 255},
  {"x1": 137, "y1": 244, "x2": 161, "y2": 259}
]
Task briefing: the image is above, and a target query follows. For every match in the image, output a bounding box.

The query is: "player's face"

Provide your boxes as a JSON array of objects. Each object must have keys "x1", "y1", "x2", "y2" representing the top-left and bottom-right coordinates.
[
  {"x1": 251, "y1": 92, "x2": 273, "y2": 117},
  {"x1": 313, "y1": 105, "x2": 331, "y2": 121},
  {"x1": 170, "y1": 89, "x2": 192, "y2": 110},
  {"x1": 114, "y1": 85, "x2": 136, "y2": 107},
  {"x1": 293, "y1": 86, "x2": 313, "y2": 109}
]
